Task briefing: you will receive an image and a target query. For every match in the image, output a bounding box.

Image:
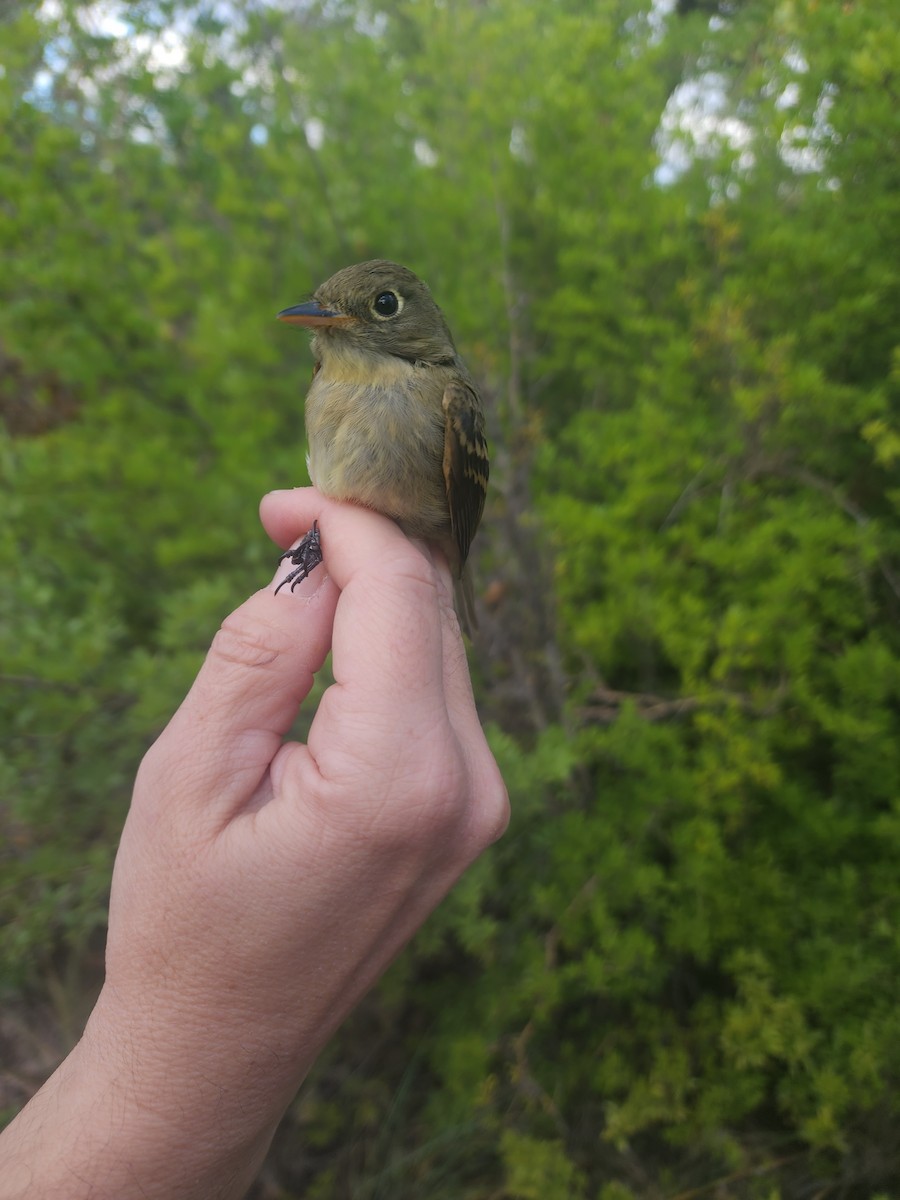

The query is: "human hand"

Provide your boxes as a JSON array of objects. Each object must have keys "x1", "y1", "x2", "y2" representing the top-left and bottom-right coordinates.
[{"x1": 0, "y1": 489, "x2": 507, "y2": 1200}]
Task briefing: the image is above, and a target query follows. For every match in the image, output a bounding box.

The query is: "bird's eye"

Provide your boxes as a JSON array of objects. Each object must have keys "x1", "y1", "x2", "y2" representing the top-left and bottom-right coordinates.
[{"x1": 373, "y1": 291, "x2": 401, "y2": 317}]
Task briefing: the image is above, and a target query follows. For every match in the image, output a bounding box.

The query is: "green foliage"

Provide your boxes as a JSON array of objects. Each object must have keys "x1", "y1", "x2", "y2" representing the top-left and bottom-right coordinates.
[
  {"x1": 500, "y1": 1130, "x2": 587, "y2": 1200},
  {"x1": 2, "y1": 0, "x2": 899, "y2": 1197}
]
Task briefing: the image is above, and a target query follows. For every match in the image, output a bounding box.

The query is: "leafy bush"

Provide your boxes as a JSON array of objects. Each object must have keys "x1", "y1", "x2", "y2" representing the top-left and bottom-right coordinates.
[{"x1": 2, "y1": 1, "x2": 898, "y2": 1196}]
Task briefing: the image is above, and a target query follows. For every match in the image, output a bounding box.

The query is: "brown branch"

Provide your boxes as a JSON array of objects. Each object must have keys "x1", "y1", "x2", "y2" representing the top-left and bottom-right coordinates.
[
  {"x1": 543, "y1": 874, "x2": 598, "y2": 970},
  {"x1": 0, "y1": 673, "x2": 81, "y2": 695},
  {"x1": 580, "y1": 684, "x2": 787, "y2": 725},
  {"x1": 785, "y1": 466, "x2": 900, "y2": 602},
  {"x1": 665, "y1": 1151, "x2": 806, "y2": 1200}
]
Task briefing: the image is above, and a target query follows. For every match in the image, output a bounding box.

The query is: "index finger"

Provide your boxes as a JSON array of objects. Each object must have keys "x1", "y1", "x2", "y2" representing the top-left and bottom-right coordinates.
[{"x1": 262, "y1": 489, "x2": 450, "y2": 714}]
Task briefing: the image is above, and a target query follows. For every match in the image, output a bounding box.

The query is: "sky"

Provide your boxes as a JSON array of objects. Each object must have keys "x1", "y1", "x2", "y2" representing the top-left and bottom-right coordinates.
[{"x1": 32, "y1": 0, "x2": 829, "y2": 185}]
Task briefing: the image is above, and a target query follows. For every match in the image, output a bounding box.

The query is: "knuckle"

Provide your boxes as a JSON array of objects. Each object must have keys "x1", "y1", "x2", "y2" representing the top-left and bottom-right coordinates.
[
  {"x1": 481, "y1": 778, "x2": 511, "y2": 845},
  {"x1": 462, "y1": 754, "x2": 510, "y2": 850},
  {"x1": 209, "y1": 612, "x2": 287, "y2": 671}
]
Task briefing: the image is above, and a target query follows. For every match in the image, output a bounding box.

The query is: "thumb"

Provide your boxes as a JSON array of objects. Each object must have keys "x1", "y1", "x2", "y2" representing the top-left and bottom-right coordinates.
[{"x1": 137, "y1": 572, "x2": 338, "y2": 829}]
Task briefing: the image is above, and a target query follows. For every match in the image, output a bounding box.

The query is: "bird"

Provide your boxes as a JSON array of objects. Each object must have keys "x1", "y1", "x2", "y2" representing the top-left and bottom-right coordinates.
[{"x1": 275, "y1": 259, "x2": 489, "y2": 635}]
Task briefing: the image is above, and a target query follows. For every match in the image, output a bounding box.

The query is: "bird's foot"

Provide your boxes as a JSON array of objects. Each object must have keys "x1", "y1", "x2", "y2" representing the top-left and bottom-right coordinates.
[{"x1": 274, "y1": 520, "x2": 323, "y2": 594}]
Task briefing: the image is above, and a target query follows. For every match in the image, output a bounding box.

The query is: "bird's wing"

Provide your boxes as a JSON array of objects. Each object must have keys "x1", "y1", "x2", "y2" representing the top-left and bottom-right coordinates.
[{"x1": 442, "y1": 379, "x2": 489, "y2": 568}]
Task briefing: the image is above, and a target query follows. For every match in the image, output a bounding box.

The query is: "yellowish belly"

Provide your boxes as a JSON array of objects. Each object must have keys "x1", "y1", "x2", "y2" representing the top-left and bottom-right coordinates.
[{"x1": 305, "y1": 375, "x2": 449, "y2": 538}]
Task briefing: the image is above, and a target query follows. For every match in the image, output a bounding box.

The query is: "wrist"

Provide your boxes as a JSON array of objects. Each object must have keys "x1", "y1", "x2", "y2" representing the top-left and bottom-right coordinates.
[{"x1": 0, "y1": 994, "x2": 282, "y2": 1200}]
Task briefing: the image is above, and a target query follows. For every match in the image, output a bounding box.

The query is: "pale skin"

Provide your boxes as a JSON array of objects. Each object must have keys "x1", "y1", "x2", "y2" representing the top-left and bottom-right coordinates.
[{"x1": 0, "y1": 488, "x2": 509, "y2": 1200}]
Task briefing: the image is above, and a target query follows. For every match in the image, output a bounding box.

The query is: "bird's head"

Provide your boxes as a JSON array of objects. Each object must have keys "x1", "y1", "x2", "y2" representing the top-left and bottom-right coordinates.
[{"x1": 278, "y1": 260, "x2": 457, "y2": 368}]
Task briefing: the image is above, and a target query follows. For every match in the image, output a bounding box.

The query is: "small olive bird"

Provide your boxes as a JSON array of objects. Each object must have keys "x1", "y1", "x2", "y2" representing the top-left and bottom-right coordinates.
[{"x1": 276, "y1": 260, "x2": 489, "y2": 634}]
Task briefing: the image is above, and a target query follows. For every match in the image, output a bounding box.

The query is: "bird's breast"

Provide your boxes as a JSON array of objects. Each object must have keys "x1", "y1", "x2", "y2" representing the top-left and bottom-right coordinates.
[{"x1": 304, "y1": 365, "x2": 449, "y2": 538}]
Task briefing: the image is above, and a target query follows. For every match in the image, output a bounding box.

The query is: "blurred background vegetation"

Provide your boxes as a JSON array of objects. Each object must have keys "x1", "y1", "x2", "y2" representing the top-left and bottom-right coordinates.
[{"x1": 1, "y1": 0, "x2": 899, "y2": 1196}]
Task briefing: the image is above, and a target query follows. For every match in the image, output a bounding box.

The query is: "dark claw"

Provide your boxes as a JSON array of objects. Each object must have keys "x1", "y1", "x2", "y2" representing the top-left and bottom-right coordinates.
[{"x1": 274, "y1": 520, "x2": 323, "y2": 594}]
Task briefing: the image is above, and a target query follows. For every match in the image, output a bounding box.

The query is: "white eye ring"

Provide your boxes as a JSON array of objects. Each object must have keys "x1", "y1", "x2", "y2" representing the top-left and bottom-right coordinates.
[{"x1": 372, "y1": 290, "x2": 404, "y2": 318}]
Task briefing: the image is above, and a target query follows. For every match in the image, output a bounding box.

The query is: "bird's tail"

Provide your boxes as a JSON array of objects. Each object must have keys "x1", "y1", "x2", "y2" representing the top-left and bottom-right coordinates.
[{"x1": 454, "y1": 565, "x2": 478, "y2": 638}]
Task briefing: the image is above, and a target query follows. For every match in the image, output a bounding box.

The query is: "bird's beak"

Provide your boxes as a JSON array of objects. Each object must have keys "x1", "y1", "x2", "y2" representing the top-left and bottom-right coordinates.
[{"x1": 277, "y1": 300, "x2": 355, "y2": 327}]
